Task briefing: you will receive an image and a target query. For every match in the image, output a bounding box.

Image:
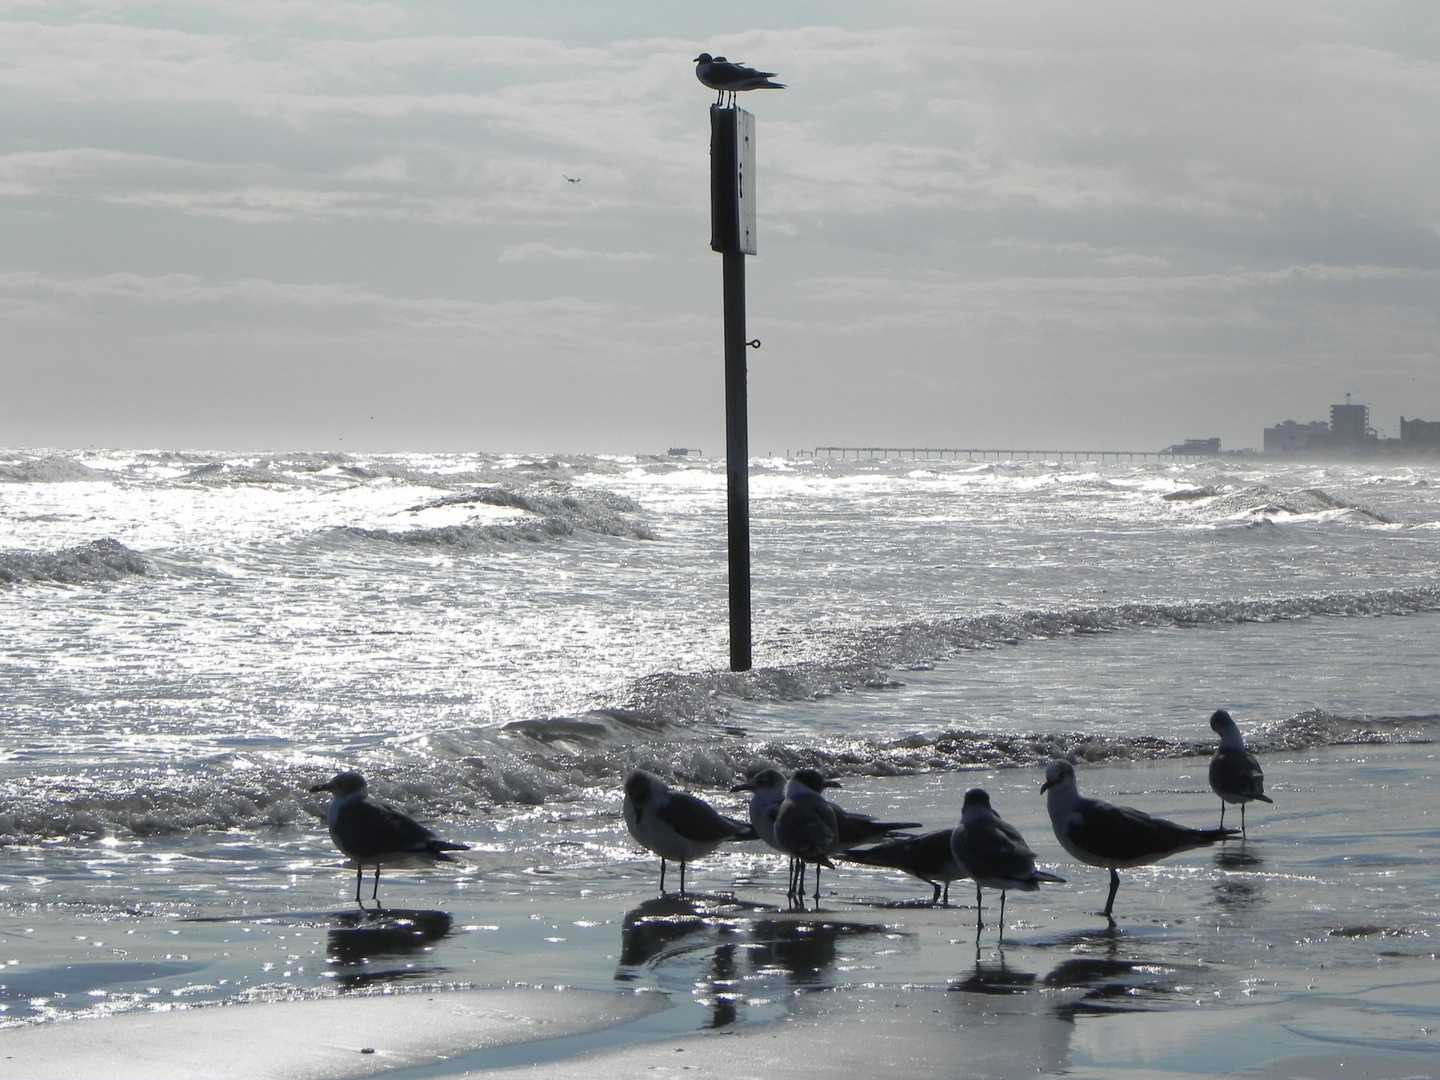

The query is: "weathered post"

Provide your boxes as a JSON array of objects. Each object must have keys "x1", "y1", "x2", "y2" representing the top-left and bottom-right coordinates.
[{"x1": 710, "y1": 105, "x2": 756, "y2": 672}]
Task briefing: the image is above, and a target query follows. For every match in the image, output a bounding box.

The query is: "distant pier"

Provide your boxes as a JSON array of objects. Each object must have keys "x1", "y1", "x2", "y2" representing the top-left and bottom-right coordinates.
[{"x1": 802, "y1": 446, "x2": 1223, "y2": 463}]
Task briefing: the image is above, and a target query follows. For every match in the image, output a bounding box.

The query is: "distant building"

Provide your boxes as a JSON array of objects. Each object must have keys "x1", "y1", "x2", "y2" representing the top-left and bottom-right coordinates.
[
  {"x1": 1400, "y1": 417, "x2": 1440, "y2": 451},
  {"x1": 1264, "y1": 419, "x2": 1332, "y2": 453},
  {"x1": 1329, "y1": 403, "x2": 1372, "y2": 446},
  {"x1": 1162, "y1": 437, "x2": 1220, "y2": 455}
]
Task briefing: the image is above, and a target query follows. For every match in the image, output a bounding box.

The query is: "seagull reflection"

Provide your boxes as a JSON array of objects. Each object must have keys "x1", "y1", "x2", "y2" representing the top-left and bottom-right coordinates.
[
  {"x1": 745, "y1": 918, "x2": 887, "y2": 987},
  {"x1": 616, "y1": 895, "x2": 711, "y2": 969},
  {"x1": 325, "y1": 908, "x2": 453, "y2": 990},
  {"x1": 1214, "y1": 845, "x2": 1264, "y2": 871},
  {"x1": 952, "y1": 949, "x2": 1038, "y2": 996}
]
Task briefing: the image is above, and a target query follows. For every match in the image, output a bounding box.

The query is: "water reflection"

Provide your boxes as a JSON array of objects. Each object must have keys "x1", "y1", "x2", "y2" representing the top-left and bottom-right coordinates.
[
  {"x1": 616, "y1": 896, "x2": 711, "y2": 968},
  {"x1": 951, "y1": 948, "x2": 1038, "y2": 996},
  {"x1": 324, "y1": 908, "x2": 453, "y2": 990},
  {"x1": 1037, "y1": 926, "x2": 1229, "y2": 1019},
  {"x1": 615, "y1": 897, "x2": 891, "y2": 1029}
]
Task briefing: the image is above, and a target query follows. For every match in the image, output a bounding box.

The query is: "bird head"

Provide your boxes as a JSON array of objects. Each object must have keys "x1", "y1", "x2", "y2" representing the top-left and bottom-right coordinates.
[
  {"x1": 1040, "y1": 760, "x2": 1075, "y2": 794},
  {"x1": 310, "y1": 770, "x2": 366, "y2": 796},
  {"x1": 693, "y1": 53, "x2": 713, "y2": 64},
  {"x1": 791, "y1": 768, "x2": 840, "y2": 794},
  {"x1": 623, "y1": 770, "x2": 657, "y2": 806},
  {"x1": 731, "y1": 768, "x2": 785, "y2": 795},
  {"x1": 1209, "y1": 709, "x2": 1236, "y2": 735}
]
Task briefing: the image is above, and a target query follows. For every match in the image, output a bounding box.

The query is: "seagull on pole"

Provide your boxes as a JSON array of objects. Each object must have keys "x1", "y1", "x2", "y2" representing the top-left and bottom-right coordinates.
[
  {"x1": 1041, "y1": 760, "x2": 1236, "y2": 920},
  {"x1": 694, "y1": 53, "x2": 785, "y2": 107},
  {"x1": 949, "y1": 788, "x2": 1064, "y2": 934},
  {"x1": 310, "y1": 771, "x2": 469, "y2": 908},
  {"x1": 623, "y1": 769, "x2": 755, "y2": 894},
  {"x1": 1208, "y1": 709, "x2": 1272, "y2": 837}
]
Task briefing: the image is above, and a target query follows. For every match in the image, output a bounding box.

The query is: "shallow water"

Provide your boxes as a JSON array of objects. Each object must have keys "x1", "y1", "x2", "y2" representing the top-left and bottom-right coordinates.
[{"x1": 1, "y1": 448, "x2": 1438, "y2": 1072}]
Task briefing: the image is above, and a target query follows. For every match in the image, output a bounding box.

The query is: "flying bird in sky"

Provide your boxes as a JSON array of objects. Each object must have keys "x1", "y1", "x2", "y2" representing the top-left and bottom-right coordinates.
[{"x1": 694, "y1": 53, "x2": 785, "y2": 106}]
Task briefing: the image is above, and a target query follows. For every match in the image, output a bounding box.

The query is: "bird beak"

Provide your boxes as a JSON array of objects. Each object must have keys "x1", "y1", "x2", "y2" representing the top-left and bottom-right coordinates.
[
  {"x1": 730, "y1": 782, "x2": 756, "y2": 793},
  {"x1": 309, "y1": 782, "x2": 334, "y2": 794},
  {"x1": 823, "y1": 779, "x2": 842, "y2": 789},
  {"x1": 1040, "y1": 778, "x2": 1054, "y2": 793}
]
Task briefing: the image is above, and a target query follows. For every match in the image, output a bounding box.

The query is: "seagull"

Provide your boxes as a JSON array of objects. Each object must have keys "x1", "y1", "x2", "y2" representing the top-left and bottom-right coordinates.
[
  {"x1": 841, "y1": 828, "x2": 968, "y2": 905},
  {"x1": 563, "y1": 175, "x2": 581, "y2": 183},
  {"x1": 309, "y1": 771, "x2": 469, "y2": 908},
  {"x1": 730, "y1": 768, "x2": 787, "y2": 850},
  {"x1": 949, "y1": 789, "x2": 1064, "y2": 933},
  {"x1": 773, "y1": 769, "x2": 841, "y2": 902},
  {"x1": 623, "y1": 769, "x2": 755, "y2": 894},
  {"x1": 693, "y1": 53, "x2": 786, "y2": 107},
  {"x1": 1208, "y1": 709, "x2": 1272, "y2": 837},
  {"x1": 1041, "y1": 760, "x2": 1237, "y2": 920},
  {"x1": 733, "y1": 769, "x2": 919, "y2": 897}
]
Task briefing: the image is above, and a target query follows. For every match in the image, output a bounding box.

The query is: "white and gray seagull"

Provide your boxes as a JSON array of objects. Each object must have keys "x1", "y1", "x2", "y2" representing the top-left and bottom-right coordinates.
[
  {"x1": 736, "y1": 768, "x2": 919, "y2": 897},
  {"x1": 310, "y1": 771, "x2": 469, "y2": 908},
  {"x1": 773, "y1": 769, "x2": 841, "y2": 902},
  {"x1": 1041, "y1": 760, "x2": 1236, "y2": 920},
  {"x1": 842, "y1": 828, "x2": 968, "y2": 906},
  {"x1": 949, "y1": 788, "x2": 1064, "y2": 933},
  {"x1": 694, "y1": 53, "x2": 786, "y2": 107},
  {"x1": 623, "y1": 769, "x2": 755, "y2": 894},
  {"x1": 1208, "y1": 709, "x2": 1272, "y2": 837}
]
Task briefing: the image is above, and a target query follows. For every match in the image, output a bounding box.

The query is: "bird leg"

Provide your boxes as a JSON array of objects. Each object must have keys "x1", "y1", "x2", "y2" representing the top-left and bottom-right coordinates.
[
  {"x1": 974, "y1": 882, "x2": 985, "y2": 930},
  {"x1": 998, "y1": 891, "x2": 1008, "y2": 941},
  {"x1": 354, "y1": 864, "x2": 364, "y2": 906},
  {"x1": 679, "y1": 860, "x2": 687, "y2": 896},
  {"x1": 372, "y1": 866, "x2": 382, "y2": 908},
  {"x1": 1240, "y1": 804, "x2": 1248, "y2": 839},
  {"x1": 1218, "y1": 800, "x2": 1227, "y2": 830},
  {"x1": 1103, "y1": 869, "x2": 1121, "y2": 918},
  {"x1": 941, "y1": 880, "x2": 951, "y2": 907},
  {"x1": 659, "y1": 858, "x2": 668, "y2": 894}
]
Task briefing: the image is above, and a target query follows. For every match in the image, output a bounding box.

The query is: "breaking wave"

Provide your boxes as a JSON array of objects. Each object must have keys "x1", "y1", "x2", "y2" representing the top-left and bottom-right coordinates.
[
  {"x1": 0, "y1": 456, "x2": 108, "y2": 483},
  {"x1": 1, "y1": 705, "x2": 1430, "y2": 845},
  {"x1": 338, "y1": 482, "x2": 657, "y2": 545},
  {"x1": 0, "y1": 539, "x2": 149, "y2": 585}
]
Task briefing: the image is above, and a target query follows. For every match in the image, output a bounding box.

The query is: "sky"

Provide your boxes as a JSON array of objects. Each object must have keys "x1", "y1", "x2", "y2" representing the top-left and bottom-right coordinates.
[{"x1": 3, "y1": 0, "x2": 1439, "y2": 455}]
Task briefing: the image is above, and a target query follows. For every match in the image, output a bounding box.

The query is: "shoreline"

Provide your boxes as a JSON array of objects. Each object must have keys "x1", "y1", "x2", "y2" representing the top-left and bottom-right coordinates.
[{"x1": 3, "y1": 752, "x2": 1437, "y2": 1078}]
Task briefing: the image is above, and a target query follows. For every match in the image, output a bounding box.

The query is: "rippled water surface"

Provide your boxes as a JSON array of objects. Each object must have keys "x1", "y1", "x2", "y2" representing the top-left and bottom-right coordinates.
[{"x1": 0, "y1": 447, "x2": 1436, "y2": 1070}]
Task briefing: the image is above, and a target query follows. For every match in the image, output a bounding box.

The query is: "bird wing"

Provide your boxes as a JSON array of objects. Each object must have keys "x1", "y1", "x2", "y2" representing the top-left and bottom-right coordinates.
[
  {"x1": 1210, "y1": 749, "x2": 1270, "y2": 801},
  {"x1": 1065, "y1": 798, "x2": 1210, "y2": 864},
  {"x1": 333, "y1": 798, "x2": 438, "y2": 859},
  {"x1": 656, "y1": 791, "x2": 754, "y2": 842},
  {"x1": 840, "y1": 829, "x2": 953, "y2": 879}
]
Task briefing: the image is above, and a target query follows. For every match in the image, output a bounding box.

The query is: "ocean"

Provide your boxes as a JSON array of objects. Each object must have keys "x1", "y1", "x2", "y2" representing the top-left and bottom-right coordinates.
[{"x1": 1, "y1": 448, "x2": 1436, "y2": 1073}]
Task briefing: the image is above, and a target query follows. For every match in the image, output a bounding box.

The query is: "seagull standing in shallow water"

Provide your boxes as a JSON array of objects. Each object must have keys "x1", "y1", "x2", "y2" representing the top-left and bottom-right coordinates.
[
  {"x1": 1041, "y1": 760, "x2": 1236, "y2": 920},
  {"x1": 740, "y1": 768, "x2": 920, "y2": 898},
  {"x1": 1208, "y1": 709, "x2": 1272, "y2": 836},
  {"x1": 773, "y1": 769, "x2": 841, "y2": 902},
  {"x1": 694, "y1": 53, "x2": 786, "y2": 106},
  {"x1": 949, "y1": 788, "x2": 1064, "y2": 933},
  {"x1": 623, "y1": 769, "x2": 755, "y2": 894},
  {"x1": 310, "y1": 771, "x2": 469, "y2": 908},
  {"x1": 842, "y1": 828, "x2": 968, "y2": 906}
]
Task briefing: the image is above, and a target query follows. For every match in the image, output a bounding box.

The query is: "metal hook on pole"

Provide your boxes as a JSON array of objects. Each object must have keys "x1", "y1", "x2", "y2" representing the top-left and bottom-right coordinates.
[{"x1": 746, "y1": 339, "x2": 761, "y2": 349}]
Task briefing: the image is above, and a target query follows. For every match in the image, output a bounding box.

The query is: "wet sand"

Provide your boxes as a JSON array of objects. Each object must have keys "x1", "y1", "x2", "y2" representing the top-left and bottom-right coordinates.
[{"x1": 2, "y1": 750, "x2": 1437, "y2": 1078}]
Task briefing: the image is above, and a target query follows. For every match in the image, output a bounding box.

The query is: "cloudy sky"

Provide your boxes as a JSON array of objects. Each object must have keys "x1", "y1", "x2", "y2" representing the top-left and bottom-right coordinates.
[{"x1": 3, "y1": 1, "x2": 1438, "y2": 454}]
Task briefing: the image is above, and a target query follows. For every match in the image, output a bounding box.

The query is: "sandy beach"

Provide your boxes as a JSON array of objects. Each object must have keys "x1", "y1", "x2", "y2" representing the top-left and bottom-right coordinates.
[{"x1": 3, "y1": 751, "x2": 1436, "y2": 1079}]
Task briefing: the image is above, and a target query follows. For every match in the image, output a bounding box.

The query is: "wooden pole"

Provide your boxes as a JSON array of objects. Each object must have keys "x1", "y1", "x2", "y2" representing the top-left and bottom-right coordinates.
[
  {"x1": 723, "y1": 249, "x2": 751, "y2": 672},
  {"x1": 710, "y1": 105, "x2": 754, "y2": 672}
]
